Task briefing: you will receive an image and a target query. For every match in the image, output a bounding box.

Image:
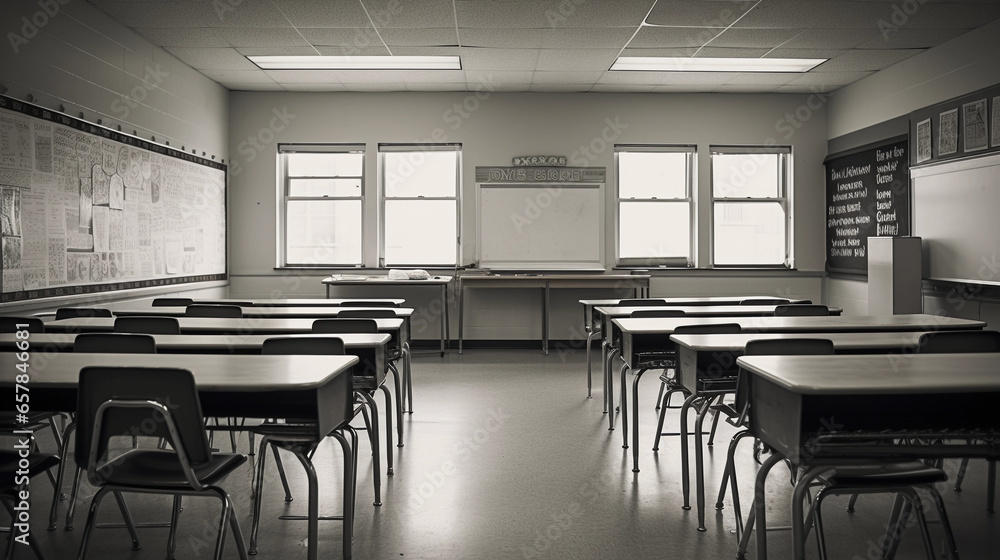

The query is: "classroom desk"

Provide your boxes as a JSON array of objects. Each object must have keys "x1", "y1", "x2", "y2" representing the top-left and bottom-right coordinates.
[
  {"x1": 196, "y1": 298, "x2": 405, "y2": 307},
  {"x1": 322, "y1": 275, "x2": 452, "y2": 356},
  {"x1": 736, "y1": 354, "x2": 1000, "y2": 560},
  {"x1": 0, "y1": 352, "x2": 358, "y2": 560},
  {"x1": 458, "y1": 274, "x2": 650, "y2": 354},
  {"x1": 610, "y1": 314, "x2": 986, "y2": 508},
  {"x1": 108, "y1": 305, "x2": 414, "y2": 320},
  {"x1": 668, "y1": 330, "x2": 980, "y2": 534}
]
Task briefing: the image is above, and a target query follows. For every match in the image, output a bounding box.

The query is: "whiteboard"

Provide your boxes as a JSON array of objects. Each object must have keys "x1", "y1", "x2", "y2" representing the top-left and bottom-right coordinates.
[
  {"x1": 0, "y1": 97, "x2": 226, "y2": 302},
  {"x1": 911, "y1": 153, "x2": 1000, "y2": 284},
  {"x1": 477, "y1": 183, "x2": 603, "y2": 269}
]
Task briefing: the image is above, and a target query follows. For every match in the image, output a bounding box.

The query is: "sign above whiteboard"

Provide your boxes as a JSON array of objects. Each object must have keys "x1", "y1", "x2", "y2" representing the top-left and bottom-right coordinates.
[
  {"x1": 475, "y1": 166, "x2": 605, "y2": 183},
  {"x1": 512, "y1": 155, "x2": 567, "y2": 167}
]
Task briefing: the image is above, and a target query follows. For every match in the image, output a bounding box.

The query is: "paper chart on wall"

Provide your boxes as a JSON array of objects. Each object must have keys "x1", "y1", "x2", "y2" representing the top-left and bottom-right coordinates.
[
  {"x1": 993, "y1": 96, "x2": 1000, "y2": 149},
  {"x1": 963, "y1": 99, "x2": 987, "y2": 152},
  {"x1": 939, "y1": 108, "x2": 958, "y2": 155}
]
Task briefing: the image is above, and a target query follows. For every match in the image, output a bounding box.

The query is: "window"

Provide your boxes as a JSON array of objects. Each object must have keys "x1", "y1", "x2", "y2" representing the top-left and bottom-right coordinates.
[
  {"x1": 278, "y1": 144, "x2": 364, "y2": 267},
  {"x1": 711, "y1": 147, "x2": 791, "y2": 267},
  {"x1": 379, "y1": 144, "x2": 461, "y2": 267},
  {"x1": 615, "y1": 146, "x2": 695, "y2": 266}
]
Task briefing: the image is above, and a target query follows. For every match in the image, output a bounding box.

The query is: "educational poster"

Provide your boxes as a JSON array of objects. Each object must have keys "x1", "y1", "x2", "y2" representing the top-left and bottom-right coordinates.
[
  {"x1": 963, "y1": 99, "x2": 987, "y2": 152},
  {"x1": 992, "y1": 96, "x2": 1000, "y2": 148},
  {"x1": 939, "y1": 108, "x2": 958, "y2": 155},
  {"x1": 916, "y1": 118, "x2": 932, "y2": 163},
  {"x1": 0, "y1": 96, "x2": 226, "y2": 301}
]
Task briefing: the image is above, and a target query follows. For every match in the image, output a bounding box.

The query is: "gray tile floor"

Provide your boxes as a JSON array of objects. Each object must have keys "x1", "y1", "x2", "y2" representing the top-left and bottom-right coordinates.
[{"x1": 8, "y1": 348, "x2": 999, "y2": 559}]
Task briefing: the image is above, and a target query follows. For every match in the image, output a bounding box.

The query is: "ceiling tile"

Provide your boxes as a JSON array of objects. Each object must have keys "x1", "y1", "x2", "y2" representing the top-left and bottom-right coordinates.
[
  {"x1": 89, "y1": 1, "x2": 220, "y2": 28},
  {"x1": 134, "y1": 27, "x2": 231, "y2": 47},
  {"x1": 529, "y1": 83, "x2": 592, "y2": 92},
  {"x1": 205, "y1": 0, "x2": 292, "y2": 28},
  {"x1": 487, "y1": 83, "x2": 535, "y2": 92},
  {"x1": 465, "y1": 70, "x2": 534, "y2": 84},
  {"x1": 236, "y1": 46, "x2": 321, "y2": 57},
  {"x1": 856, "y1": 27, "x2": 969, "y2": 49},
  {"x1": 597, "y1": 71, "x2": 672, "y2": 85},
  {"x1": 733, "y1": 1, "x2": 888, "y2": 29},
  {"x1": 707, "y1": 27, "x2": 805, "y2": 48},
  {"x1": 812, "y1": 49, "x2": 921, "y2": 72},
  {"x1": 262, "y1": 70, "x2": 342, "y2": 83},
  {"x1": 532, "y1": 71, "x2": 604, "y2": 84},
  {"x1": 300, "y1": 27, "x2": 377, "y2": 46},
  {"x1": 379, "y1": 28, "x2": 459, "y2": 47},
  {"x1": 541, "y1": 27, "x2": 637, "y2": 49},
  {"x1": 461, "y1": 48, "x2": 539, "y2": 71},
  {"x1": 620, "y1": 47, "x2": 699, "y2": 57},
  {"x1": 216, "y1": 27, "x2": 312, "y2": 47},
  {"x1": 455, "y1": 0, "x2": 652, "y2": 29},
  {"x1": 778, "y1": 28, "x2": 881, "y2": 50},
  {"x1": 646, "y1": 1, "x2": 754, "y2": 27},
  {"x1": 337, "y1": 83, "x2": 408, "y2": 91},
  {"x1": 364, "y1": 0, "x2": 457, "y2": 28},
  {"x1": 406, "y1": 82, "x2": 469, "y2": 91},
  {"x1": 271, "y1": 0, "x2": 372, "y2": 27},
  {"x1": 461, "y1": 28, "x2": 546, "y2": 48},
  {"x1": 535, "y1": 49, "x2": 620, "y2": 71},
  {"x1": 164, "y1": 47, "x2": 260, "y2": 70},
  {"x1": 391, "y1": 46, "x2": 464, "y2": 56},
  {"x1": 398, "y1": 70, "x2": 468, "y2": 83},
  {"x1": 695, "y1": 47, "x2": 773, "y2": 58},
  {"x1": 765, "y1": 48, "x2": 848, "y2": 60},
  {"x1": 225, "y1": 82, "x2": 287, "y2": 91},
  {"x1": 712, "y1": 84, "x2": 780, "y2": 93},
  {"x1": 724, "y1": 72, "x2": 800, "y2": 86},
  {"x1": 282, "y1": 83, "x2": 349, "y2": 91},
  {"x1": 894, "y1": 2, "x2": 1000, "y2": 28},
  {"x1": 785, "y1": 70, "x2": 875, "y2": 87},
  {"x1": 630, "y1": 26, "x2": 723, "y2": 48}
]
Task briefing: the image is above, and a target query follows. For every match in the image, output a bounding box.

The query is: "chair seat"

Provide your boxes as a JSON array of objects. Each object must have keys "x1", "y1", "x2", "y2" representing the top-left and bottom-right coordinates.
[
  {"x1": 823, "y1": 461, "x2": 948, "y2": 487},
  {"x1": 100, "y1": 449, "x2": 246, "y2": 488}
]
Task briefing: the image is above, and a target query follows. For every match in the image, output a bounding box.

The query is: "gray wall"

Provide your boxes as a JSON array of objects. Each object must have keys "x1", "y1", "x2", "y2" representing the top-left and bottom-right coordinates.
[
  {"x1": 826, "y1": 19, "x2": 1000, "y2": 323},
  {"x1": 0, "y1": 0, "x2": 230, "y2": 314},
  {"x1": 228, "y1": 91, "x2": 829, "y2": 340}
]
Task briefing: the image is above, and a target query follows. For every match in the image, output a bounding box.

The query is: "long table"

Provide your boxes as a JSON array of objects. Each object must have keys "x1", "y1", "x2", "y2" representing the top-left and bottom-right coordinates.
[
  {"x1": 108, "y1": 305, "x2": 414, "y2": 320},
  {"x1": 0, "y1": 352, "x2": 359, "y2": 560},
  {"x1": 737, "y1": 353, "x2": 1000, "y2": 560},
  {"x1": 610, "y1": 314, "x2": 987, "y2": 528},
  {"x1": 458, "y1": 274, "x2": 650, "y2": 354},
  {"x1": 322, "y1": 275, "x2": 452, "y2": 356}
]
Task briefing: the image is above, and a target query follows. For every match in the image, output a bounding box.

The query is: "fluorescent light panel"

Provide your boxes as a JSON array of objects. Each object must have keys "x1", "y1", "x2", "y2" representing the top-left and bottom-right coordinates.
[
  {"x1": 248, "y1": 55, "x2": 462, "y2": 70},
  {"x1": 610, "y1": 57, "x2": 826, "y2": 73}
]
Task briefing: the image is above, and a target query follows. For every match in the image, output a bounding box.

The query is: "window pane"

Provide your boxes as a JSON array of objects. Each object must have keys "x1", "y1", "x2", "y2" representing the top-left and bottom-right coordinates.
[
  {"x1": 619, "y1": 202, "x2": 689, "y2": 259},
  {"x1": 288, "y1": 178, "x2": 361, "y2": 197},
  {"x1": 712, "y1": 153, "x2": 779, "y2": 198},
  {"x1": 384, "y1": 200, "x2": 456, "y2": 265},
  {"x1": 285, "y1": 200, "x2": 362, "y2": 265},
  {"x1": 287, "y1": 153, "x2": 362, "y2": 177},
  {"x1": 713, "y1": 202, "x2": 785, "y2": 265},
  {"x1": 618, "y1": 151, "x2": 687, "y2": 199},
  {"x1": 384, "y1": 151, "x2": 457, "y2": 198}
]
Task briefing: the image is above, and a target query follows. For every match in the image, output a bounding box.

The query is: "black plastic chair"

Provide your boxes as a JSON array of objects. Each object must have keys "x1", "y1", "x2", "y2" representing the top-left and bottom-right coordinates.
[
  {"x1": 917, "y1": 330, "x2": 1000, "y2": 512},
  {"x1": 313, "y1": 318, "x2": 379, "y2": 334},
  {"x1": 55, "y1": 308, "x2": 113, "y2": 320},
  {"x1": 151, "y1": 298, "x2": 193, "y2": 307},
  {"x1": 616, "y1": 298, "x2": 669, "y2": 306},
  {"x1": 74, "y1": 366, "x2": 248, "y2": 560},
  {"x1": 250, "y1": 339, "x2": 360, "y2": 558},
  {"x1": 1, "y1": 450, "x2": 60, "y2": 559},
  {"x1": 185, "y1": 304, "x2": 243, "y2": 318},
  {"x1": 325, "y1": 311, "x2": 412, "y2": 413},
  {"x1": 74, "y1": 333, "x2": 157, "y2": 354},
  {"x1": 629, "y1": 309, "x2": 686, "y2": 319},
  {"x1": 739, "y1": 298, "x2": 790, "y2": 305},
  {"x1": 773, "y1": 304, "x2": 830, "y2": 316},
  {"x1": 0, "y1": 316, "x2": 45, "y2": 333},
  {"x1": 114, "y1": 316, "x2": 181, "y2": 335},
  {"x1": 336, "y1": 309, "x2": 398, "y2": 319},
  {"x1": 338, "y1": 301, "x2": 401, "y2": 307}
]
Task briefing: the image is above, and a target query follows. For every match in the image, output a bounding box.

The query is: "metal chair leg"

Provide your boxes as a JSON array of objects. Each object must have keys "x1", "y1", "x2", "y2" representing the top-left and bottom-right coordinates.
[
  {"x1": 358, "y1": 391, "x2": 383, "y2": 506},
  {"x1": 379, "y1": 384, "x2": 395, "y2": 474},
  {"x1": 332, "y1": 430, "x2": 355, "y2": 560},
  {"x1": 272, "y1": 443, "x2": 294, "y2": 503},
  {"x1": 652, "y1": 385, "x2": 669, "y2": 452},
  {"x1": 75, "y1": 486, "x2": 113, "y2": 559},
  {"x1": 111, "y1": 491, "x2": 141, "y2": 551},
  {"x1": 388, "y1": 362, "x2": 404, "y2": 446},
  {"x1": 249, "y1": 436, "x2": 270, "y2": 555},
  {"x1": 167, "y1": 495, "x2": 182, "y2": 559}
]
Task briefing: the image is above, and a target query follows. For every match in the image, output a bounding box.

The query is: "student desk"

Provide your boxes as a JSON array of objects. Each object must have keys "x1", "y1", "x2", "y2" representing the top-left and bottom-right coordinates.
[
  {"x1": 0, "y1": 352, "x2": 358, "y2": 560},
  {"x1": 736, "y1": 354, "x2": 1000, "y2": 560},
  {"x1": 134, "y1": 298, "x2": 405, "y2": 307},
  {"x1": 322, "y1": 275, "x2": 452, "y2": 356},
  {"x1": 458, "y1": 274, "x2": 650, "y2": 354},
  {"x1": 108, "y1": 305, "x2": 414, "y2": 320},
  {"x1": 668, "y1": 330, "x2": 983, "y2": 533}
]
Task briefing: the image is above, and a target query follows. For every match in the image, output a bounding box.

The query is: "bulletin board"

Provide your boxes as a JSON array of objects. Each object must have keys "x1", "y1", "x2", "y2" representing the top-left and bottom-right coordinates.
[{"x1": 0, "y1": 96, "x2": 226, "y2": 303}]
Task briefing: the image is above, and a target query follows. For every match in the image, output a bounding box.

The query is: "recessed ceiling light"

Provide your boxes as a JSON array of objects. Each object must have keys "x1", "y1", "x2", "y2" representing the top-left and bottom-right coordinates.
[
  {"x1": 610, "y1": 57, "x2": 826, "y2": 73},
  {"x1": 248, "y1": 55, "x2": 462, "y2": 70}
]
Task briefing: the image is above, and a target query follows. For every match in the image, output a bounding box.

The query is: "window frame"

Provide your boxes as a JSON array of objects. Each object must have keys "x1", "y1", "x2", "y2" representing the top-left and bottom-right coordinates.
[
  {"x1": 709, "y1": 145, "x2": 793, "y2": 268},
  {"x1": 276, "y1": 143, "x2": 366, "y2": 268},
  {"x1": 377, "y1": 143, "x2": 462, "y2": 268},
  {"x1": 614, "y1": 144, "x2": 696, "y2": 268}
]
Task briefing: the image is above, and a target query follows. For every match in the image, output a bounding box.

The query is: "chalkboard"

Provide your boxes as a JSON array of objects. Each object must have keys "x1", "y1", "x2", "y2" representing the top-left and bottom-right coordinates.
[
  {"x1": 825, "y1": 136, "x2": 910, "y2": 275},
  {"x1": 476, "y1": 168, "x2": 604, "y2": 270},
  {"x1": 0, "y1": 96, "x2": 226, "y2": 302}
]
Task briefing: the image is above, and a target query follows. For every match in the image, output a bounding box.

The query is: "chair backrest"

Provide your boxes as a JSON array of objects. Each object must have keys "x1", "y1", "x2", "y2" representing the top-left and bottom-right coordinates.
[
  {"x1": 673, "y1": 323, "x2": 743, "y2": 335},
  {"x1": 917, "y1": 330, "x2": 1000, "y2": 354},
  {"x1": 738, "y1": 338, "x2": 835, "y2": 423},
  {"x1": 630, "y1": 309, "x2": 686, "y2": 318},
  {"x1": 261, "y1": 337, "x2": 346, "y2": 356},
  {"x1": 773, "y1": 304, "x2": 829, "y2": 317},
  {"x1": 114, "y1": 316, "x2": 181, "y2": 335},
  {"x1": 55, "y1": 307, "x2": 113, "y2": 320},
  {"x1": 151, "y1": 298, "x2": 193, "y2": 307},
  {"x1": 74, "y1": 333, "x2": 157, "y2": 354},
  {"x1": 76, "y1": 366, "x2": 211, "y2": 474},
  {"x1": 185, "y1": 304, "x2": 243, "y2": 318},
  {"x1": 0, "y1": 316, "x2": 45, "y2": 333},
  {"x1": 312, "y1": 318, "x2": 379, "y2": 334},
  {"x1": 739, "y1": 298, "x2": 790, "y2": 306},
  {"x1": 338, "y1": 301, "x2": 401, "y2": 307},
  {"x1": 336, "y1": 309, "x2": 397, "y2": 319},
  {"x1": 617, "y1": 299, "x2": 668, "y2": 306}
]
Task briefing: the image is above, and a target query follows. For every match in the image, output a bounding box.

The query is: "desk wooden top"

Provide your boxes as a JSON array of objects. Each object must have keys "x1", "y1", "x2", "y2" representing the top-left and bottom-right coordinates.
[
  {"x1": 462, "y1": 274, "x2": 648, "y2": 282},
  {"x1": 0, "y1": 353, "x2": 358, "y2": 392},
  {"x1": 580, "y1": 296, "x2": 807, "y2": 306},
  {"x1": 44, "y1": 317, "x2": 404, "y2": 334},
  {"x1": 595, "y1": 305, "x2": 843, "y2": 318},
  {"x1": 613, "y1": 314, "x2": 986, "y2": 334},
  {"x1": 670, "y1": 331, "x2": 932, "y2": 352},
  {"x1": 0, "y1": 332, "x2": 390, "y2": 351},
  {"x1": 107, "y1": 305, "x2": 414, "y2": 318},
  {"x1": 323, "y1": 275, "x2": 452, "y2": 285},
  {"x1": 166, "y1": 298, "x2": 405, "y2": 307},
  {"x1": 737, "y1": 354, "x2": 1000, "y2": 395}
]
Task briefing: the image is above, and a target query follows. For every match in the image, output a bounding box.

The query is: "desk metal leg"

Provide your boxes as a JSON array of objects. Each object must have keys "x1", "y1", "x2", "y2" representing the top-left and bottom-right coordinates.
[
  {"x1": 743, "y1": 453, "x2": 784, "y2": 560},
  {"x1": 585, "y1": 330, "x2": 600, "y2": 398},
  {"x1": 458, "y1": 280, "x2": 465, "y2": 354},
  {"x1": 631, "y1": 368, "x2": 649, "y2": 472},
  {"x1": 440, "y1": 284, "x2": 448, "y2": 357},
  {"x1": 542, "y1": 284, "x2": 550, "y2": 355},
  {"x1": 605, "y1": 347, "x2": 619, "y2": 428},
  {"x1": 693, "y1": 395, "x2": 718, "y2": 531},
  {"x1": 679, "y1": 393, "x2": 699, "y2": 511}
]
